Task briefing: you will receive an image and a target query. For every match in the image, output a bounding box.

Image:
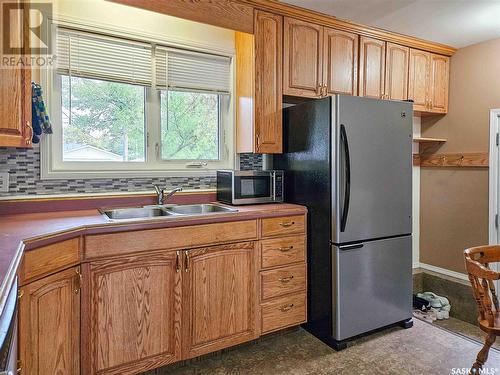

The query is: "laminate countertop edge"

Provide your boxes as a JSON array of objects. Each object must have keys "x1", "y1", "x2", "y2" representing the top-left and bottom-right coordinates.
[{"x1": 0, "y1": 203, "x2": 307, "y2": 316}]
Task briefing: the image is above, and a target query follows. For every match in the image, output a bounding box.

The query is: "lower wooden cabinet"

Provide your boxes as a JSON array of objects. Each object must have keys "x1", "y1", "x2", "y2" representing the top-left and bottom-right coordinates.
[
  {"x1": 19, "y1": 266, "x2": 81, "y2": 375},
  {"x1": 182, "y1": 242, "x2": 259, "y2": 358},
  {"x1": 85, "y1": 252, "x2": 181, "y2": 375}
]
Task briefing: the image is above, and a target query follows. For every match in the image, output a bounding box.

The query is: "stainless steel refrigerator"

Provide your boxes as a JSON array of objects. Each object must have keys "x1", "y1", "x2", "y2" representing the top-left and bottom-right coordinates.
[{"x1": 273, "y1": 94, "x2": 413, "y2": 350}]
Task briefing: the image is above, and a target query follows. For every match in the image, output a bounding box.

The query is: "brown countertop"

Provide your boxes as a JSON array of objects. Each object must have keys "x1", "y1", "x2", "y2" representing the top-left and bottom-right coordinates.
[{"x1": 0, "y1": 202, "x2": 307, "y2": 315}]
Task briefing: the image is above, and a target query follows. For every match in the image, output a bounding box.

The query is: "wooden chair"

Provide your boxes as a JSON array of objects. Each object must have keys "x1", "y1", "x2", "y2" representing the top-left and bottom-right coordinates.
[{"x1": 464, "y1": 245, "x2": 500, "y2": 374}]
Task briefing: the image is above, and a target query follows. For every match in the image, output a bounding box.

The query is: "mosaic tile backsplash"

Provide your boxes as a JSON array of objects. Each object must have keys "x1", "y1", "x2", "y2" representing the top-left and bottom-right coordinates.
[{"x1": 0, "y1": 147, "x2": 263, "y2": 197}]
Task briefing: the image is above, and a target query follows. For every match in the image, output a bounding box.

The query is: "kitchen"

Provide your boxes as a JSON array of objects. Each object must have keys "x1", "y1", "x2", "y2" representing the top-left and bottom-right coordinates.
[{"x1": 0, "y1": 0, "x2": 499, "y2": 374}]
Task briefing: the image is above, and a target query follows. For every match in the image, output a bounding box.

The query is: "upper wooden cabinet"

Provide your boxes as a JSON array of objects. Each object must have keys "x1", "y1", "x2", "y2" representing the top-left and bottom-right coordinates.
[
  {"x1": 85, "y1": 252, "x2": 182, "y2": 375},
  {"x1": 359, "y1": 36, "x2": 386, "y2": 99},
  {"x1": 182, "y1": 242, "x2": 259, "y2": 359},
  {"x1": 235, "y1": 10, "x2": 283, "y2": 154},
  {"x1": 0, "y1": 1, "x2": 32, "y2": 148},
  {"x1": 19, "y1": 266, "x2": 81, "y2": 375},
  {"x1": 283, "y1": 17, "x2": 323, "y2": 98},
  {"x1": 429, "y1": 54, "x2": 450, "y2": 113},
  {"x1": 323, "y1": 28, "x2": 359, "y2": 96},
  {"x1": 408, "y1": 49, "x2": 431, "y2": 111},
  {"x1": 408, "y1": 49, "x2": 449, "y2": 114},
  {"x1": 385, "y1": 43, "x2": 409, "y2": 101},
  {"x1": 283, "y1": 17, "x2": 359, "y2": 98}
]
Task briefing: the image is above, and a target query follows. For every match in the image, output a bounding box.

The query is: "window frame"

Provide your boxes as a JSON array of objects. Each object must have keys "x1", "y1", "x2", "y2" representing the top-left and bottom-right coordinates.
[{"x1": 41, "y1": 20, "x2": 236, "y2": 180}]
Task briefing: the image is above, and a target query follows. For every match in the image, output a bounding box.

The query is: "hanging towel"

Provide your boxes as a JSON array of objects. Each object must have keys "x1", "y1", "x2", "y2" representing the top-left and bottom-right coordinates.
[{"x1": 31, "y1": 82, "x2": 53, "y2": 144}]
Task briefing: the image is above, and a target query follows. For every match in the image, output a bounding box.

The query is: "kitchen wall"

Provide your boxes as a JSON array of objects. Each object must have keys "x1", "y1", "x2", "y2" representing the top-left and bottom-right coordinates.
[
  {"x1": 419, "y1": 37, "x2": 500, "y2": 274},
  {"x1": 0, "y1": 0, "x2": 265, "y2": 198}
]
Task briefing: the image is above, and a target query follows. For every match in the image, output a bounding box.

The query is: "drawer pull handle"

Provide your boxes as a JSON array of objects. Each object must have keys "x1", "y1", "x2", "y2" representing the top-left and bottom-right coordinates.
[
  {"x1": 280, "y1": 221, "x2": 295, "y2": 228},
  {"x1": 279, "y1": 276, "x2": 294, "y2": 283},
  {"x1": 279, "y1": 303, "x2": 294, "y2": 312},
  {"x1": 279, "y1": 246, "x2": 294, "y2": 252}
]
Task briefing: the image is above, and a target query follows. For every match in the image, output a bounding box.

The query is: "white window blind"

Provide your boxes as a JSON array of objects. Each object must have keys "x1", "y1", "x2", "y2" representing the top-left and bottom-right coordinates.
[
  {"x1": 56, "y1": 28, "x2": 153, "y2": 86},
  {"x1": 156, "y1": 47, "x2": 231, "y2": 94}
]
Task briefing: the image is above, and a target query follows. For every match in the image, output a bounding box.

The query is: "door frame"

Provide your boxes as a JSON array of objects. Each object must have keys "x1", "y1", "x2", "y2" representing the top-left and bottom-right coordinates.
[{"x1": 488, "y1": 109, "x2": 500, "y2": 284}]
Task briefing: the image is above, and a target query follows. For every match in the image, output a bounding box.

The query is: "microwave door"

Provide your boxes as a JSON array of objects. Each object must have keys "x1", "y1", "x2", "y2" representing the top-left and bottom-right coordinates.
[{"x1": 233, "y1": 174, "x2": 273, "y2": 204}]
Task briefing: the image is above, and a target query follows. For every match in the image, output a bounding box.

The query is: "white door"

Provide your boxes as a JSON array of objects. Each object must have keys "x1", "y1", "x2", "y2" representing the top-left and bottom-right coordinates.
[{"x1": 489, "y1": 110, "x2": 500, "y2": 289}]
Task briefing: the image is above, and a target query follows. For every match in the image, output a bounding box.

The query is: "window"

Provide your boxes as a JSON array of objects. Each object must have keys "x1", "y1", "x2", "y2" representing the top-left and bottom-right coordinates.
[{"x1": 43, "y1": 26, "x2": 234, "y2": 179}]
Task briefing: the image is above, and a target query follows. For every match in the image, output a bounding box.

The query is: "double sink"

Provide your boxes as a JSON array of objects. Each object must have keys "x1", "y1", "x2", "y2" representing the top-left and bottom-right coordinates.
[{"x1": 101, "y1": 203, "x2": 238, "y2": 221}]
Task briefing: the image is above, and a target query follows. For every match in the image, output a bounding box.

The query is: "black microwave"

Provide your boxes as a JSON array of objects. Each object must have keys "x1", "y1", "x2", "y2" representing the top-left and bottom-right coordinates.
[{"x1": 216, "y1": 170, "x2": 284, "y2": 205}]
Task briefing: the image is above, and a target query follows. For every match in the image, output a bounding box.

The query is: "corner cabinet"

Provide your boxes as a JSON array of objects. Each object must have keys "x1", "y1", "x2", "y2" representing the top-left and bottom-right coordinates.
[
  {"x1": 84, "y1": 252, "x2": 182, "y2": 375},
  {"x1": 235, "y1": 10, "x2": 283, "y2": 154},
  {"x1": 182, "y1": 242, "x2": 259, "y2": 358},
  {"x1": 18, "y1": 266, "x2": 81, "y2": 375},
  {"x1": 0, "y1": 0, "x2": 32, "y2": 148}
]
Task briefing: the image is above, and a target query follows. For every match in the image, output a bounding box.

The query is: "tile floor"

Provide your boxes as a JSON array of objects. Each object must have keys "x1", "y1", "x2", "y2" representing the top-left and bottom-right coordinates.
[{"x1": 143, "y1": 319, "x2": 500, "y2": 375}]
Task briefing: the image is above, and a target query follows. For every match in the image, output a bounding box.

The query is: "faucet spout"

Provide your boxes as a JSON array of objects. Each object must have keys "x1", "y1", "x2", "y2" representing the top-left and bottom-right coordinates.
[{"x1": 152, "y1": 185, "x2": 183, "y2": 205}]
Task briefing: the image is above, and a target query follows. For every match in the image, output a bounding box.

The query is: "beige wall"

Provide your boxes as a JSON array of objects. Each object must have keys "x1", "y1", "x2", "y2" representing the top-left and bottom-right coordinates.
[{"x1": 420, "y1": 37, "x2": 500, "y2": 273}]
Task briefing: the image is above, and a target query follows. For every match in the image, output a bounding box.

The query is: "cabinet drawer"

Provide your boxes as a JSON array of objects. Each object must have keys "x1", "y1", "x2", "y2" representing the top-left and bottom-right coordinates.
[
  {"x1": 85, "y1": 220, "x2": 258, "y2": 259},
  {"x1": 261, "y1": 293, "x2": 306, "y2": 333},
  {"x1": 261, "y1": 235, "x2": 306, "y2": 268},
  {"x1": 261, "y1": 264, "x2": 306, "y2": 300},
  {"x1": 261, "y1": 215, "x2": 305, "y2": 238},
  {"x1": 20, "y1": 237, "x2": 80, "y2": 285}
]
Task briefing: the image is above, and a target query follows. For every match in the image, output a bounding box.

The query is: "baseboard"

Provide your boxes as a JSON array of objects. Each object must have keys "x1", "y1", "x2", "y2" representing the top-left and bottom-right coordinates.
[{"x1": 419, "y1": 262, "x2": 469, "y2": 282}]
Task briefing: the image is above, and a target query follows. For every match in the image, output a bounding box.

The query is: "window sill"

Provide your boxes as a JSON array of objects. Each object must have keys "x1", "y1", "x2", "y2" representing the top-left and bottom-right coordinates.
[{"x1": 40, "y1": 168, "x2": 218, "y2": 180}]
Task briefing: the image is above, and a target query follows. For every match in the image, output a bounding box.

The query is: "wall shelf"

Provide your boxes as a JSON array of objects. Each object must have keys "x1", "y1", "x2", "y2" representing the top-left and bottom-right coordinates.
[{"x1": 413, "y1": 137, "x2": 447, "y2": 143}]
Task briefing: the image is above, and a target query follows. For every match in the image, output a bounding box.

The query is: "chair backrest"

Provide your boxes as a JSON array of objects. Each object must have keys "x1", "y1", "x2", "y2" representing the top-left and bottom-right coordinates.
[{"x1": 464, "y1": 246, "x2": 500, "y2": 328}]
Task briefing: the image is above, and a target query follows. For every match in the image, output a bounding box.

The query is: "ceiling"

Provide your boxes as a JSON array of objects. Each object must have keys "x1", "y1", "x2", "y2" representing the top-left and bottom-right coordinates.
[{"x1": 281, "y1": 0, "x2": 500, "y2": 48}]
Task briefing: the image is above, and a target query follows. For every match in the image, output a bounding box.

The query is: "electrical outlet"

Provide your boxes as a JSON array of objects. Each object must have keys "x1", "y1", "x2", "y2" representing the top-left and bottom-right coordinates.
[{"x1": 0, "y1": 172, "x2": 9, "y2": 193}]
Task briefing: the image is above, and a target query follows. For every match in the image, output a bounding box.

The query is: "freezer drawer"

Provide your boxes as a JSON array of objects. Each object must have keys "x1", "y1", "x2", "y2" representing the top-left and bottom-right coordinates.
[{"x1": 332, "y1": 236, "x2": 412, "y2": 341}]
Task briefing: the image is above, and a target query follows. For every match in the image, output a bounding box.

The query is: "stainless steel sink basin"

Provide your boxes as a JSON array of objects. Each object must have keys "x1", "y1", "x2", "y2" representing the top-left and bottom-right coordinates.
[
  {"x1": 167, "y1": 204, "x2": 238, "y2": 215},
  {"x1": 101, "y1": 207, "x2": 176, "y2": 221},
  {"x1": 101, "y1": 203, "x2": 237, "y2": 221}
]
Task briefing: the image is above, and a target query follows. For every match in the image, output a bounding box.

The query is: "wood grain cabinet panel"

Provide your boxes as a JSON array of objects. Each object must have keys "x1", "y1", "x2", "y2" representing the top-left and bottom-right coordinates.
[
  {"x1": 323, "y1": 28, "x2": 359, "y2": 96},
  {"x1": 261, "y1": 293, "x2": 307, "y2": 333},
  {"x1": 385, "y1": 43, "x2": 409, "y2": 100},
  {"x1": 182, "y1": 242, "x2": 259, "y2": 359},
  {"x1": 19, "y1": 266, "x2": 80, "y2": 375},
  {"x1": 408, "y1": 49, "x2": 431, "y2": 112},
  {"x1": 359, "y1": 36, "x2": 386, "y2": 99},
  {"x1": 429, "y1": 54, "x2": 449, "y2": 113},
  {"x1": 0, "y1": 1, "x2": 32, "y2": 147},
  {"x1": 261, "y1": 235, "x2": 306, "y2": 269},
  {"x1": 254, "y1": 10, "x2": 283, "y2": 153},
  {"x1": 260, "y1": 264, "x2": 306, "y2": 300},
  {"x1": 20, "y1": 237, "x2": 80, "y2": 285},
  {"x1": 283, "y1": 17, "x2": 323, "y2": 98},
  {"x1": 87, "y1": 252, "x2": 181, "y2": 375},
  {"x1": 261, "y1": 215, "x2": 306, "y2": 238}
]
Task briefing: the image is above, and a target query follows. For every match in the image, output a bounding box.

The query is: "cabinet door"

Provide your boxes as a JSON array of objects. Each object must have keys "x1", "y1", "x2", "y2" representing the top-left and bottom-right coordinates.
[
  {"x1": 182, "y1": 242, "x2": 258, "y2": 359},
  {"x1": 86, "y1": 252, "x2": 181, "y2": 375},
  {"x1": 408, "y1": 49, "x2": 431, "y2": 112},
  {"x1": 283, "y1": 17, "x2": 323, "y2": 98},
  {"x1": 429, "y1": 54, "x2": 449, "y2": 113},
  {"x1": 254, "y1": 10, "x2": 283, "y2": 153},
  {"x1": 19, "y1": 266, "x2": 80, "y2": 375},
  {"x1": 323, "y1": 28, "x2": 359, "y2": 96},
  {"x1": 385, "y1": 43, "x2": 409, "y2": 100},
  {"x1": 359, "y1": 37, "x2": 386, "y2": 99},
  {"x1": 0, "y1": 1, "x2": 32, "y2": 147}
]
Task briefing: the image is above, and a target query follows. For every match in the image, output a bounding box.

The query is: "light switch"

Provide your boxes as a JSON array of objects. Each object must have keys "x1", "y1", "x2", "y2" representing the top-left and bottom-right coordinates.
[{"x1": 0, "y1": 172, "x2": 9, "y2": 193}]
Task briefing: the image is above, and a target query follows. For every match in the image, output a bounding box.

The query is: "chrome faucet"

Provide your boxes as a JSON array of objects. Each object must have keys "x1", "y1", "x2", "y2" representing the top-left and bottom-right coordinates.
[{"x1": 153, "y1": 185, "x2": 183, "y2": 205}]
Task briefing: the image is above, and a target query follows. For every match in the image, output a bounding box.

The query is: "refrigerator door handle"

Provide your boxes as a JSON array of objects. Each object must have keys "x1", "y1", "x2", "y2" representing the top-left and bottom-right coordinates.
[
  {"x1": 340, "y1": 124, "x2": 351, "y2": 232},
  {"x1": 339, "y1": 243, "x2": 364, "y2": 251}
]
